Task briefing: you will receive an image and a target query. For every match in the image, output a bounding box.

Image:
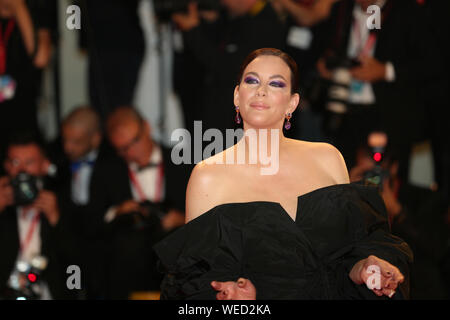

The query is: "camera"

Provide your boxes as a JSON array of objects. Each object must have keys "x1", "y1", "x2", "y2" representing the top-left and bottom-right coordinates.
[
  {"x1": 133, "y1": 200, "x2": 166, "y2": 230},
  {"x1": 115, "y1": 200, "x2": 166, "y2": 231},
  {"x1": 362, "y1": 132, "x2": 390, "y2": 190},
  {"x1": 363, "y1": 163, "x2": 389, "y2": 190},
  {"x1": 325, "y1": 54, "x2": 361, "y2": 114},
  {"x1": 1, "y1": 256, "x2": 48, "y2": 300},
  {"x1": 10, "y1": 172, "x2": 43, "y2": 206},
  {"x1": 153, "y1": 0, "x2": 220, "y2": 21}
]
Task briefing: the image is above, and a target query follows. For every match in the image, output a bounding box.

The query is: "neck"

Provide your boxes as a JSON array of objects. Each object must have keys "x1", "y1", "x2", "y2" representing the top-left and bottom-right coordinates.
[
  {"x1": 137, "y1": 141, "x2": 154, "y2": 168},
  {"x1": 234, "y1": 125, "x2": 285, "y2": 175}
]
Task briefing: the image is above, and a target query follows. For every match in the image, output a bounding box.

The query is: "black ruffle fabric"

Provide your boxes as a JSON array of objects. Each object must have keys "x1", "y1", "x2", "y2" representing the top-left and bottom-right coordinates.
[{"x1": 153, "y1": 183, "x2": 413, "y2": 300}]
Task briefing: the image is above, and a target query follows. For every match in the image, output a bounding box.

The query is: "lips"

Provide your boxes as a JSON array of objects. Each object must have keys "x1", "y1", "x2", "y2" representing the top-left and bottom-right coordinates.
[{"x1": 250, "y1": 102, "x2": 269, "y2": 110}]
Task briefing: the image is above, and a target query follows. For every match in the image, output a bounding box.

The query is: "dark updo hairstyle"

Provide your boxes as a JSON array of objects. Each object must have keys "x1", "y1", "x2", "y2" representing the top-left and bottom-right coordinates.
[{"x1": 237, "y1": 48, "x2": 299, "y2": 94}]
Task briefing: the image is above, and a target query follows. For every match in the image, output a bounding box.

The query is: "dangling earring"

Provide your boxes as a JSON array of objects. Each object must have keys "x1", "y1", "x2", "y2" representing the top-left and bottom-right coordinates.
[
  {"x1": 284, "y1": 113, "x2": 292, "y2": 130},
  {"x1": 235, "y1": 106, "x2": 242, "y2": 124}
]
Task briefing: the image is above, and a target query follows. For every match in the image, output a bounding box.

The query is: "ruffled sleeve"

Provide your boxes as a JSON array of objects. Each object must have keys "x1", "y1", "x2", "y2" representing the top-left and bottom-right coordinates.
[
  {"x1": 153, "y1": 206, "x2": 244, "y2": 300},
  {"x1": 325, "y1": 184, "x2": 414, "y2": 299}
]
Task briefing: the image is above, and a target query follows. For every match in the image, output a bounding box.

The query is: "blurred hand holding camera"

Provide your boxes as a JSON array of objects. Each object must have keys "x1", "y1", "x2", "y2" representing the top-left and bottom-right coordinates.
[
  {"x1": 161, "y1": 209, "x2": 185, "y2": 231},
  {"x1": 2, "y1": 171, "x2": 60, "y2": 226},
  {"x1": 32, "y1": 190, "x2": 60, "y2": 226},
  {"x1": 316, "y1": 57, "x2": 333, "y2": 80},
  {"x1": 33, "y1": 29, "x2": 52, "y2": 69},
  {"x1": 116, "y1": 199, "x2": 142, "y2": 217},
  {"x1": 349, "y1": 156, "x2": 374, "y2": 182},
  {"x1": 0, "y1": 0, "x2": 34, "y2": 55},
  {"x1": 172, "y1": 1, "x2": 219, "y2": 31},
  {"x1": 172, "y1": 2, "x2": 200, "y2": 32},
  {"x1": 381, "y1": 177, "x2": 403, "y2": 220},
  {"x1": 115, "y1": 200, "x2": 184, "y2": 231},
  {"x1": 0, "y1": 176, "x2": 14, "y2": 212},
  {"x1": 350, "y1": 54, "x2": 387, "y2": 83},
  {"x1": 0, "y1": 0, "x2": 26, "y2": 17}
]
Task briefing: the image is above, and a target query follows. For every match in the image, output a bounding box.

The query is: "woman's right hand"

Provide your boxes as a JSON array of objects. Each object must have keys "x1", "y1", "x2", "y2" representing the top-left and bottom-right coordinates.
[
  {"x1": 211, "y1": 278, "x2": 256, "y2": 300},
  {"x1": 349, "y1": 255, "x2": 404, "y2": 298}
]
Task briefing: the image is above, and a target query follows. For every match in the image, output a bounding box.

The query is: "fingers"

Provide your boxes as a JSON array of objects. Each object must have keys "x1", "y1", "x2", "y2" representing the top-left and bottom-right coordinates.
[
  {"x1": 357, "y1": 54, "x2": 369, "y2": 64},
  {"x1": 117, "y1": 200, "x2": 140, "y2": 215},
  {"x1": 317, "y1": 58, "x2": 332, "y2": 80},
  {"x1": 380, "y1": 267, "x2": 394, "y2": 279},
  {"x1": 377, "y1": 287, "x2": 395, "y2": 298},
  {"x1": 0, "y1": 177, "x2": 13, "y2": 196},
  {"x1": 188, "y1": 1, "x2": 198, "y2": 14},
  {"x1": 211, "y1": 281, "x2": 234, "y2": 300},
  {"x1": 350, "y1": 68, "x2": 368, "y2": 81},
  {"x1": 34, "y1": 191, "x2": 52, "y2": 208},
  {"x1": 237, "y1": 278, "x2": 246, "y2": 288},
  {"x1": 216, "y1": 289, "x2": 235, "y2": 300},
  {"x1": 0, "y1": 183, "x2": 14, "y2": 205},
  {"x1": 161, "y1": 211, "x2": 185, "y2": 230},
  {"x1": 210, "y1": 281, "x2": 222, "y2": 291},
  {"x1": 386, "y1": 289, "x2": 396, "y2": 298},
  {"x1": 33, "y1": 191, "x2": 57, "y2": 210},
  {"x1": 379, "y1": 262, "x2": 404, "y2": 285},
  {"x1": 364, "y1": 255, "x2": 404, "y2": 298},
  {"x1": 372, "y1": 288, "x2": 383, "y2": 297},
  {"x1": 216, "y1": 287, "x2": 232, "y2": 300},
  {"x1": 371, "y1": 281, "x2": 396, "y2": 298},
  {"x1": 216, "y1": 291, "x2": 226, "y2": 300},
  {"x1": 371, "y1": 287, "x2": 395, "y2": 298},
  {"x1": 0, "y1": 176, "x2": 10, "y2": 186}
]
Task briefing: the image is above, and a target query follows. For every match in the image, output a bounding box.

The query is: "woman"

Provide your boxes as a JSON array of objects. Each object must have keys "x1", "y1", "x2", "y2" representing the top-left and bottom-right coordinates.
[{"x1": 154, "y1": 48, "x2": 412, "y2": 300}]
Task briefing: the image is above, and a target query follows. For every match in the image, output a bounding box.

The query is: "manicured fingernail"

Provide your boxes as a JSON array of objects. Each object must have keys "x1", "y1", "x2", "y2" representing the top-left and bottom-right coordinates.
[{"x1": 388, "y1": 290, "x2": 395, "y2": 298}]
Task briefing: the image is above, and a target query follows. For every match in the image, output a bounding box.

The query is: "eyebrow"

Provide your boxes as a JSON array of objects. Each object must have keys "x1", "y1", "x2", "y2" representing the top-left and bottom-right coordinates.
[{"x1": 244, "y1": 72, "x2": 287, "y2": 81}]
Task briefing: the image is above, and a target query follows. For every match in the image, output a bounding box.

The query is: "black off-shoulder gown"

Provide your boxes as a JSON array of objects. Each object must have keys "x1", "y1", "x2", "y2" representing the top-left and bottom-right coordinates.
[{"x1": 153, "y1": 183, "x2": 413, "y2": 300}]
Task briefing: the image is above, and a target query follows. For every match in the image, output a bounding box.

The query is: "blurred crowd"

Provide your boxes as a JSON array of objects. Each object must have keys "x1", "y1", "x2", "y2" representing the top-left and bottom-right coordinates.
[{"x1": 0, "y1": 0, "x2": 449, "y2": 299}]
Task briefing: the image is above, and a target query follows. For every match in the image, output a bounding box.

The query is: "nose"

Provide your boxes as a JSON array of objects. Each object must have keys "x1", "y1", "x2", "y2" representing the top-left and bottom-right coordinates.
[{"x1": 256, "y1": 84, "x2": 267, "y2": 97}]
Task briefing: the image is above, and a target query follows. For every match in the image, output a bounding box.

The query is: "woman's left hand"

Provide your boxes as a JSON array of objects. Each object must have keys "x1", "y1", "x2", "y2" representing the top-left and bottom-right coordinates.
[
  {"x1": 211, "y1": 278, "x2": 256, "y2": 300},
  {"x1": 349, "y1": 255, "x2": 405, "y2": 298}
]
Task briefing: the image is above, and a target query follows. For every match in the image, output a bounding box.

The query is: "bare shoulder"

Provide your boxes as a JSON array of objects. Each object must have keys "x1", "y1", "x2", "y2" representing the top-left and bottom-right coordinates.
[
  {"x1": 311, "y1": 142, "x2": 350, "y2": 184},
  {"x1": 290, "y1": 139, "x2": 350, "y2": 184},
  {"x1": 185, "y1": 153, "x2": 230, "y2": 223}
]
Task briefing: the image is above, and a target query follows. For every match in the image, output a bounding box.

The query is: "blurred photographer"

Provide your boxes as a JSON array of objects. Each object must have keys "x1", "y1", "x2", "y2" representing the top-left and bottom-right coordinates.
[
  {"x1": 80, "y1": 0, "x2": 145, "y2": 120},
  {"x1": 350, "y1": 131, "x2": 449, "y2": 299},
  {"x1": 0, "y1": 132, "x2": 82, "y2": 299},
  {"x1": 105, "y1": 106, "x2": 189, "y2": 299},
  {"x1": 314, "y1": 0, "x2": 442, "y2": 178},
  {"x1": 0, "y1": 0, "x2": 57, "y2": 158},
  {"x1": 171, "y1": 0, "x2": 285, "y2": 139},
  {"x1": 57, "y1": 106, "x2": 133, "y2": 299}
]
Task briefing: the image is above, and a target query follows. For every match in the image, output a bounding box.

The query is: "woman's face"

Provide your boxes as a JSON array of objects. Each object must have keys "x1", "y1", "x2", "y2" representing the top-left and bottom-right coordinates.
[{"x1": 234, "y1": 55, "x2": 299, "y2": 130}]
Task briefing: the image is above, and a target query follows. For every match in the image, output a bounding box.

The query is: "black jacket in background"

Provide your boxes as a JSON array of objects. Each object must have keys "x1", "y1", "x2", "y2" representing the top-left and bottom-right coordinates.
[
  {"x1": 57, "y1": 144, "x2": 131, "y2": 299},
  {"x1": 0, "y1": 202, "x2": 83, "y2": 300},
  {"x1": 391, "y1": 183, "x2": 449, "y2": 299},
  {"x1": 321, "y1": 0, "x2": 443, "y2": 147},
  {"x1": 180, "y1": 2, "x2": 286, "y2": 138}
]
